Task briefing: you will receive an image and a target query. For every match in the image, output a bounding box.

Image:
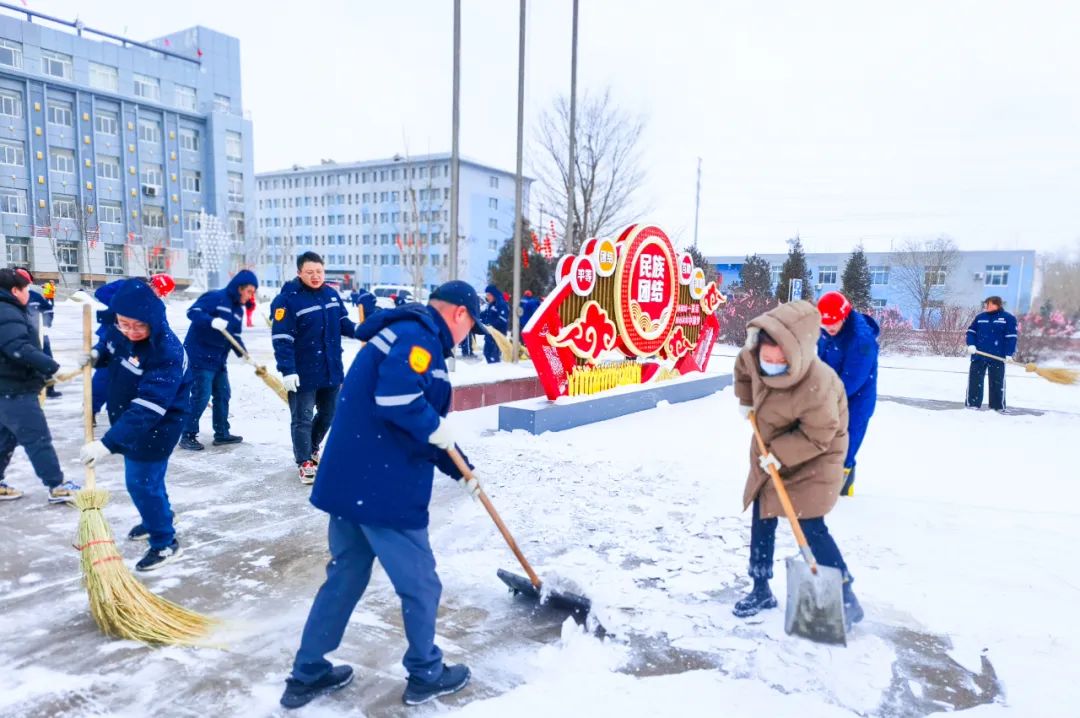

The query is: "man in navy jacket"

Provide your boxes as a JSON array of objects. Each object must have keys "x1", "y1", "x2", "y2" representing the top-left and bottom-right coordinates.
[
  {"x1": 271, "y1": 252, "x2": 361, "y2": 484},
  {"x1": 965, "y1": 295, "x2": 1018, "y2": 413},
  {"x1": 479, "y1": 283, "x2": 508, "y2": 364},
  {"x1": 280, "y1": 280, "x2": 486, "y2": 711},
  {"x1": 80, "y1": 279, "x2": 192, "y2": 572},
  {"x1": 179, "y1": 270, "x2": 258, "y2": 450}
]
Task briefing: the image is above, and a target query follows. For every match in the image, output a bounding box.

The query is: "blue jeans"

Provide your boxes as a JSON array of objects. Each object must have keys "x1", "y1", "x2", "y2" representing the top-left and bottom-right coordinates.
[
  {"x1": 748, "y1": 498, "x2": 850, "y2": 582},
  {"x1": 0, "y1": 392, "x2": 63, "y2": 487},
  {"x1": 288, "y1": 386, "x2": 339, "y2": 465},
  {"x1": 184, "y1": 368, "x2": 231, "y2": 437},
  {"x1": 291, "y1": 516, "x2": 444, "y2": 684},
  {"x1": 125, "y1": 457, "x2": 175, "y2": 550}
]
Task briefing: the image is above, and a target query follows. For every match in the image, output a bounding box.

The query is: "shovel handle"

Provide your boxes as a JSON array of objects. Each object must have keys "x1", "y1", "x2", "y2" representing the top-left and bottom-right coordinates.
[
  {"x1": 82, "y1": 304, "x2": 96, "y2": 491},
  {"x1": 446, "y1": 446, "x2": 542, "y2": 589},
  {"x1": 749, "y1": 412, "x2": 818, "y2": 574}
]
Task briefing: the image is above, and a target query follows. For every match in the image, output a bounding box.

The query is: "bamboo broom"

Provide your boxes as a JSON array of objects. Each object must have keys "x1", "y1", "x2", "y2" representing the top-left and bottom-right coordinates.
[
  {"x1": 74, "y1": 303, "x2": 214, "y2": 644},
  {"x1": 973, "y1": 349, "x2": 1079, "y2": 386}
]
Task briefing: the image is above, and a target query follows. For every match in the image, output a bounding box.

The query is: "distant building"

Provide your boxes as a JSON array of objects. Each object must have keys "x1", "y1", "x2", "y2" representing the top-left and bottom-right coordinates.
[
  {"x1": 0, "y1": 7, "x2": 254, "y2": 289},
  {"x1": 254, "y1": 154, "x2": 530, "y2": 293},
  {"x1": 708, "y1": 249, "x2": 1036, "y2": 325}
]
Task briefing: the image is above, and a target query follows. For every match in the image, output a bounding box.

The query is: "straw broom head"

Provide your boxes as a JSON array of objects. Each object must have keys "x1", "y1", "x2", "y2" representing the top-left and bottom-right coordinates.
[{"x1": 1022, "y1": 362, "x2": 1080, "y2": 385}]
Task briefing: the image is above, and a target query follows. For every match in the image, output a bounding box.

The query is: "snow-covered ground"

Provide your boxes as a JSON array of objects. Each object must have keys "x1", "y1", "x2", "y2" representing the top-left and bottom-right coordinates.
[{"x1": 2, "y1": 300, "x2": 1078, "y2": 717}]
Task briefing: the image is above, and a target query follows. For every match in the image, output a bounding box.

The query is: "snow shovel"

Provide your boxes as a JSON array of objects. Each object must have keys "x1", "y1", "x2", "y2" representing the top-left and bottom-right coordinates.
[
  {"x1": 216, "y1": 327, "x2": 289, "y2": 403},
  {"x1": 446, "y1": 447, "x2": 592, "y2": 622},
  {"x1": 749, "y1": 413, "x2": 847, "y2": 646}
]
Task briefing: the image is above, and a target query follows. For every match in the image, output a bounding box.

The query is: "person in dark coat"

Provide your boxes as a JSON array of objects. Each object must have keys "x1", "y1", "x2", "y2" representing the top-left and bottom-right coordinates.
[
  {"x1": 15, "y1": 269, "x2": 60, "y2": 399},
  {"x1": 280, "y1": 280, "x2": 486, "y2": 710},
  {"x1": 349, "y1": 287, "x2": 377, "y2": 323},
  {"x1": 0, "y1": 268, "x2": 78, "y2": 503},
  {"x1": 179, "y1": 270, "x2": 258, "y2": 451},
  {"x1": 271, "y1": 252, "x2": 362, "y2": 484},
  {"x1": 80, "y1": 279, "x2": 192, "y2": 572},
  {"x1": 520, "y1": 290, "x2": 541, "y2": 329},
  {"x1": 817, "y1": 291, "x2": 880, "y2": 497},
  {"x1": 965, "y1": 295, "x2": 1018, "y2": 413},
  {"x1": 479, "y1": 284, "x2": 508, "y2": 364}
]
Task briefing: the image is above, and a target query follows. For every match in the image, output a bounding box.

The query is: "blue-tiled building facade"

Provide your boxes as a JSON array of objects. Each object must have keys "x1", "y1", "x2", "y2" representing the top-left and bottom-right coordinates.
[
  {"x1": 254, "y1": 154, "x2": 530, "y2": 294},
  {"x1": 708, "y1": 248, "x2": 1037, "y2": 325},
  {"x1": 0, "y1": 8, "x2": 254, "y2": 288}
]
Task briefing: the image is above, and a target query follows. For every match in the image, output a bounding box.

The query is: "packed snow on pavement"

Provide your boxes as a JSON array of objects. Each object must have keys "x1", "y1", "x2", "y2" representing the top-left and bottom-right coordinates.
[{"x1": 2, "y1": 299, "x2": 1078, "y2": 717}]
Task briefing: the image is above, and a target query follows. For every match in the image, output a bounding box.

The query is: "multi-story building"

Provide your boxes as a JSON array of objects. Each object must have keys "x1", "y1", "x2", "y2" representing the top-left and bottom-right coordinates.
[
  {"x1": 0, "y1": 6, "x2": 254, "y2": 289},
  {"x1": 254, "y1": 154, "x2": 530, "y2": 294},
  {"x1": 708, "y1": 248, "x2": 1036, "y2": 325}
]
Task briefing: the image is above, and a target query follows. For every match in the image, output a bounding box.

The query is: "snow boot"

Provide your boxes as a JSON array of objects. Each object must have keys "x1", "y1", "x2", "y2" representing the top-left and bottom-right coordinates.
[
  {"x1": 0, "y1": 481, "x2": 23, "y2": 501},
  {"x1": 732, "y1": 580, "x2": 778, "y2": 618},
  {"x1": 178, "y1": 433, "x2": 204, "y2": 451},
  {"x1": 136, "y1": 540, "x2": 182, "y2": 571},
  {"x1": 298, "y1": 461, "x2": 317, "y2": 485},
  {"x1": 402, "y1": 664, "x2": 471, "y2": 706},
  {"x1": 47, "y1": 481, "x2": 80, "y2": 504},
  {"x1": 46, "y1": 387, "x2": 62, "y2": 399},
  {"x1": 280, "y1": 665, "x2": 354, "y2": 710},
  {"x1": 212, "y1": 434, "x2": 243, "y2": 446},
  {"x1": 843, "y1": 582, "x2": 864, "y2": 631},
  {"x1": 127, "y1": 524, "x2": 149, "y2": 541}
]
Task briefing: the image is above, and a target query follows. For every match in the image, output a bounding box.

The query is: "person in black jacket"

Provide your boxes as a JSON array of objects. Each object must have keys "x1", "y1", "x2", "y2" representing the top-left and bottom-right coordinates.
[
  {"x1": 14, "y1": 268, "x2": 60, "y2": 399},
  {"x1": 0, "y1": 268, "x2": 79, "y2": 502}
]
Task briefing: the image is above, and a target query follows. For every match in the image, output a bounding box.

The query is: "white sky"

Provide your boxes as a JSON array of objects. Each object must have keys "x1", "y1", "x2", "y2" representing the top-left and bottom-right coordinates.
[{"x1": 21, "y1": 0, "x2": 1080, "y2": 255}]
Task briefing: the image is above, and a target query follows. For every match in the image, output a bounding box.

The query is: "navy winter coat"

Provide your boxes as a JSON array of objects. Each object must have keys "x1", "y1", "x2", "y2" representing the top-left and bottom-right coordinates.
[
  {"x1": 25, "y1": 289, "x2": 54, "y2": 329},
  {"x1": 270, "y1": 278, "x2": 359, "y2": 390},
  {"x1": 349, "y1": 289, "x2": 378, "y2": 319},
  {"x1": 520, "y1": 297, "x2": 540, "y2": 328},
  {"x1": 94, "y1": 278, "x2": 129, "y2": 340},
  {"x1": 966, "y1": 309, "x2": 1018, "y2": 357},
  {"x1": 183, "y1": 270, "x2": 257, "y2": 371},
  {"x1": 480, "y1": 284, "x2": 509, "y2": 333},
  {"x1": 0, "y1": 288, "x2": 58, "y2": 394},
  {"x1": 94, "y1": 279, "x2": 192, "y2": 461},
  {"x1": 310, "y1": 304, "x2": 467, "y2": 529},
  {"x1": 818, "y1": 311, "x2": 879, "y2": 464}
]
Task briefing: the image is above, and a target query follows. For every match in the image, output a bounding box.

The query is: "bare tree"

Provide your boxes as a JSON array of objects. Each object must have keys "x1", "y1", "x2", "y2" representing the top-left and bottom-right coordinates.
[
  {"x1": 890, "y1": 237, "x2": 960, "y2": 328},
  {"x1": 396, "y1": 153, "x2": 447, "y2": 293},
  {"x1": 533, "y1": 87, "x2": 646, "y2": 253},
  {"x1": 1035, "y1": 239, "x2": 1080, "y2": 319}
]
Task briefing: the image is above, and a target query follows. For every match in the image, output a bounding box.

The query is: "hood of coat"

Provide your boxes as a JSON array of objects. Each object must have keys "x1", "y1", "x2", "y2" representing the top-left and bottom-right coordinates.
[
  {"x1": 745, "y1": 300, "x2": 822, "y2": 389},
  {"x1": 225, "y1": 269, "x2": 258, "y2": 304},
  {"x1": 484, "y1": 284, "x2": 505, "y2": 307},
  {"x1": 109, "y1": 278, "x2": 166, "y2": 341}
]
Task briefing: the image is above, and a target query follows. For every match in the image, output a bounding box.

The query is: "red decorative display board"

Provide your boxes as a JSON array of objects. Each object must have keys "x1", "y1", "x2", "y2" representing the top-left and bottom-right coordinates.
[{"x1": 522, "y1": 224, "x2": 726, "y2": 400}]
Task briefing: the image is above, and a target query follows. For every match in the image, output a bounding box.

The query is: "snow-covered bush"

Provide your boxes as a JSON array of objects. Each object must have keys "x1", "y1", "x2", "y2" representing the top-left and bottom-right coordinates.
[
  {"x1": 871, "y1": 307, "x2": 914, "y2": 354},
  {"x1": 719, "y1": 291, "x2": 778, "y2": 346},
  {"x1": 921, "y1": 304, "x2": 978, "y2": 356}
]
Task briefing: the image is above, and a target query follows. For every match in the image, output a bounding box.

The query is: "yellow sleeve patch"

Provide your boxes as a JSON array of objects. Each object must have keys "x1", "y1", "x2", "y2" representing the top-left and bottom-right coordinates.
[
  {"x1": 274, "y1": 307, "x2": 285, "y2": 321},
  {"x1": 408, "y1": 345, "x2": 432, "y2": 374}
]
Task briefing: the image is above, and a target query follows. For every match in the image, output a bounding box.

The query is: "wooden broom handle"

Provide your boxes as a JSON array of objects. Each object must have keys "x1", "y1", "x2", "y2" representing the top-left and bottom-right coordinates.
[
  {"x1": 82, "y1": 303, "x2": 96, "y2": 491},
  {"x1": 749, "y1": 412, "x2": 818, "y2": 572},
  {"x1": 447, "y1": 446, "x2": 542, "y2": 588},
  {"x1": 217, "y1": 326, "x2": 252, "y2": 362}
]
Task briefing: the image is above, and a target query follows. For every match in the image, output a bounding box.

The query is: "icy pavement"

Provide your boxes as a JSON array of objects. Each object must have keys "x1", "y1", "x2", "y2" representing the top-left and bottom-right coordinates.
[{"x1": 2, "y1": 301, "x2": 1079, "y2": 716}]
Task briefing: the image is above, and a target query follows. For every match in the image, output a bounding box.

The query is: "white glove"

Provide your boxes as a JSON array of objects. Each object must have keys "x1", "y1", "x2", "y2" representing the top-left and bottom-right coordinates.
[
  {"x1": 428, "y1": 418, "x2": 455, "y2": 450},
  {"x1": 80, "y1": 349, "x2": 100, "y2": 367},
  {"x1": 211, "y1": 317, "x2": 230, "y2": 332},
  {"x1": 460, "y1": 475, "x2": 481, "y2": 500},
  {"x1": 966, "y1": 345, "x2": 977, "y2": 355},
  {"x1": 758, "y1": 452, "x2": 782, "y2": 474},
  {"x1": 80, "y1": 440, "x2": 112, "y2": 467},
  {"x1": 738, "y1": 404, "x2": 752, "y2": 419},
  {"x1": 282, "y1": 374, "x2": 300, "y2": 393}
]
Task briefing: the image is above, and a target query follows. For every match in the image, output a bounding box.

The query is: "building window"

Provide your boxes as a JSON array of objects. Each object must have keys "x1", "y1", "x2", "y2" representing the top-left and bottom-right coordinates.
[
  {"x1": 489, "y1": 175, "x2": 499, "y2": 188},
  {"x1": 182, "y1": 170, "x2": 202, "y2": 193},
  {"x1": 133, "y1": 74, "x2": 161, "y2": 101},
  {"x1": 179, "y1": 127, "x2": 199, "y2": 151},
  {"x1": 488, "y1": 218, "x2": 498, "y2": 229},
  {"x1": 870, "y1": 265, "x2": 890, "y2": 285},
  {"x1": 228, "y1": 211, "x2": 245, "y2": 238},
  {"x1": 99, "y1": 201, "x2": 122, "y2": 224},
  {"x1": 0, "y1": 89, "x2": 22, "y2": 118},
  {"x1": 0, "y1": 38, "x2": 22, "y2": 69},
  {"x1": 104, "y1": 245, "x2": 125, "y2": 274},
  {"x1": 174, "y1": 84, "x2": 197, "y2": 111},
  {"x1": 96, "y1": 155, "x2": 121, "y2": 180},
  {"x1": 225, "y1": 131, "x2": 242, "y2": 162},
  {"x1": 770, "y1": 264, "x2": 782, "y2": 286},
  {"x1": 924, "y1": 265, "x2": 947, "y2": 287},
  {"x1": 488, "y1": 197, "x2": 498, "y2": 210},
  {"x1": 214, "y1": 94, "x2": 231, "y2": 113},
  {"x1": 40, "y1": 49, "x2": 72, "y2": 79},
  {"x1": 227, "y1": 172, "x2": 244, "y2": 203},
  {"x1": 0, "y1": 187, "x2": 27, "y2": 214},
  {"x1": 49, "y1": 148, "x2": 75, "y2": 174},
  {"x1": 0, "y1": 139, "x2": 24, "y2": 167},
  {"x1": 89, "y1": 62, "x2": 119, "y2": 92},
  {"x1": 55, "y1": 240, "x2": 79, "y2": 272},
  {"x1": 5, "y1": 235, "x2": 30, "y2": 264},
  {"x1": 183, "y1": 211, "x2": 201, "y2": 231},
  {"x1": 871, "y1": 298, "x2": 887, "y2": 310},
  {"x1": 818, "y1": 265, "x2": 837, "y2": 285},
  {"x1": 138, "y1": 118, "x2": 162, "y2": 143},
  {"x1": 95, "y1": 110, "x2": 118, "y2": 135},
  {"x1": 51, "y1": 194, "x2": 77, "y2": 220},
  {"x1": 985, "y1": 264, "x2": 1010, "y2": 286},
  {"x1": 48, "y1": 100, "x2": 73, "y2": 127},
  {"x1": 142, "y1": 205, "x2": 165, "y2": 229},
  {"x1": 488, "y1": 239, "x2": 498, "y2": 250},
  {"x1": 141, "y1": 164, "x2": 163, "y2": 194},
  {"x1": 147, "y1": 249, "x2": 168, "y2": 274}
]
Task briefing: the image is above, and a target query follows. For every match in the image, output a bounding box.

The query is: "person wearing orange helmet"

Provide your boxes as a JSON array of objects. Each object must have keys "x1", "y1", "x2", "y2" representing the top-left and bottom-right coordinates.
[{"x1": 816, "y1": 291, "x2": 879, "y2": 497}]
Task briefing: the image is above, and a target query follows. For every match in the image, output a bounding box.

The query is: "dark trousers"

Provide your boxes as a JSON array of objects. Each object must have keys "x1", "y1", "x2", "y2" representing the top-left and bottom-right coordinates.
[
  {"x1": 0, "y1": 393, "x2": 63, "y2": 487},
  {"x1": 483, "y1": 334, "x2": 501, "y2": 364},
  {"x1": 184, "y1": 368, "x2": 231, "y2": 438},
  {"x1": 459, "y1": 336, "x2": 473, "y2": 357},
  {"x1": 288, "y1": 386, "x2": 340, "y2": 465},
  {"x1": 967, "y1": 355, "x2": 1006, "y2": 410},
  {"x1": 91, "y1": 366, "x2": 109, "y2": 415},
  {"x1": 748, "y1": 498, "x2": 850, "y2": 582},
  {"x1": 291, "y1": 516, "x2": 444, "y2": 685},
  {"x1": 125, "y1": 457, "x2": 175, "y2": 549}
]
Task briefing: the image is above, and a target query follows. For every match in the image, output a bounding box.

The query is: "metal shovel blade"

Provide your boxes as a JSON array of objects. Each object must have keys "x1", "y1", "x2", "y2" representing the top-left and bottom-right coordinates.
[
  {"x1": 497, "y1": 569, "x2": 592, "y2": 622},
  {"x1": 784, "y1": 556, "x2": 847, "y2": 646}
]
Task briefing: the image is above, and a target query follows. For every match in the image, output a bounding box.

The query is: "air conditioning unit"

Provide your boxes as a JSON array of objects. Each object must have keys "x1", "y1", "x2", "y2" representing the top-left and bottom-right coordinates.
[
  {"x1": 973, "y1": 272, "x2": 984, "y2": 281},
  {"x1": 142, "y1": 185, "x2": 158, "y2": 197}
]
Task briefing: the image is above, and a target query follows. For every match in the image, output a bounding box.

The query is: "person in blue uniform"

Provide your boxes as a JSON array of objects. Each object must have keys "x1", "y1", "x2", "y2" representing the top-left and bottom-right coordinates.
[
  {"x1": 965, "y1": 295, "x2": 1018, "y2": 413},
  {"x1": 479, "y1": 284, "x2": 508, "y2": 364}
]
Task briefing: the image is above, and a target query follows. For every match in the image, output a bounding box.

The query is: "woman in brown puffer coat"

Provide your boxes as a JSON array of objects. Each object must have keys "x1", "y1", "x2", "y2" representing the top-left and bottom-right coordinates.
[{"x1": 731, "y1": 301, "x2": 863, "y2": 627}]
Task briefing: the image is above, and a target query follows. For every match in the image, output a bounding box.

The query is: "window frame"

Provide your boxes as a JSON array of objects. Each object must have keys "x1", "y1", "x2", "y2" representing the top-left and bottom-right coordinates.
[
  {"x1": 0, "y1": 38, "x2": 22, "y2": 69},
  {"x1": 817, "y1": 265, "x2": 838, "y2": 285},
  {"x1": 40, "y1": 49, "x2": 72, "y2": 80},
  {"x1": 47, "y1": 100, "x2": 73, "y2": 127},
  {"x1": 51, "y1": 194, "x2": 77, "y2": 220},
  {"x1": 104, "y1": 245, "x2": 125, "y2": 274},
  {"x1": 49, "y1": 147, "x2": 75, "y2": 174},
  {"x1": 179, "y1": 127, "x2": 199, "y2": 151},
  {"x1": 142, "y1": 205, "x2": 166, "y2": 229},
  {"x1": 984, "y1": 264, "x2": 1010, "y2": 287},
  {"x1": 89, "y1": 62, "x2": 119, "y2": 92},
  {"x1": 0, "y1": 187, "x2": 27, "y2": 214},
  {"x1": 141, "y1": 163, "x2": 164, "y2": 192},
  {"x1": 869, "y1": 265, "x2": 890, "y2": 286},
  {"x1": 182, "y1": 169, "x2": 202, "y2": 193},
  {"x1": 0, "y1": 138, "x2": 24, "y2": 167},
  {"x1": 95, "y1": 110, "x2": 119, "y2": 136},
  {"x1": 99, "y1": 201, "x2": 123, "y2": 224},
  {"x1": 55, "y1": 239, "x2": 79, "y2": 272},
  {"x1": 133, "y1": 73, "x2": 161, "y2": 102},
  {"x1": 225, "y1": 131, "x2": 242, "y2": 162},
  {"x1": 96, "y1": 155, "x2": 121, "y2": 181},
  {"x1": 174, "y1": 84, "x2": 197, "y2": 111},
  {"x1": 0, "y1": 89, "x2": 21, "y2": 118},
  {"x1": 137, "y1": 118, "x2": 162, "y2": 144},
  {"x1": 5, "y1": 235, "x2": 30, "y2": 264}
]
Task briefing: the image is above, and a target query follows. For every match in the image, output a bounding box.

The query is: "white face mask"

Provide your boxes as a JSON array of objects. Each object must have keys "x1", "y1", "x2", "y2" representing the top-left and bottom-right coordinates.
[{"x1": 759, "y1": 358, "x2": 789, "y2": 376}]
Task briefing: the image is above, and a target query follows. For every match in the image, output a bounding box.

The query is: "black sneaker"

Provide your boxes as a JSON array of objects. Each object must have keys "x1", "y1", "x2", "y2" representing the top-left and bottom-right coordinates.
[
  {"x1": 127, "y1": 524, "x2": 149, "y2": 541},
  {"x1": 178, "y1": 434, "x2": 204, "y2": 451},
  {"x1": 280, "y1": 665, "x2": 354, "y2": 710},
  {"x1": 402, "y1": 664, "x2": 471, "y2": 706},
  {"x1": 732, "y1": 585, "x2": 778, "y2": 618},
  {"x1": 46, "y1": 388, "x2": 62, "y2": 398},
  {"x1": 135, "y1": 540, "x2": 182, "y2": 571},
  {"x1": 212, "y1": 434, "x2": 243, "y2": 446}
]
